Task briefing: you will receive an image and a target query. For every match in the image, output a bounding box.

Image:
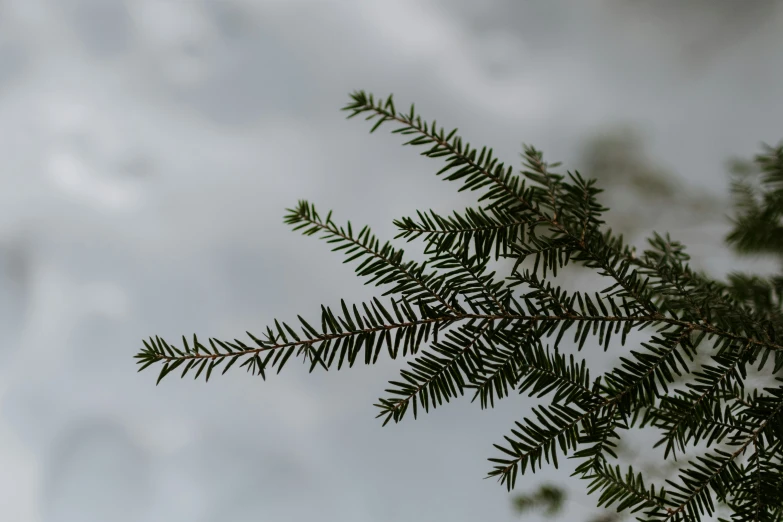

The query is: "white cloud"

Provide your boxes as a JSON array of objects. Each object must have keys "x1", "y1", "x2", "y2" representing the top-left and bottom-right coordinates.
[
  {"x1": 353, "y1": 0, "x2": 554, "y2": 120},
  {"x1": 0, "y1": 425, "x2": 39, "y2": 522},
  {"x1": 47, "y1": 150, "x2": 141, "y2": 212}
]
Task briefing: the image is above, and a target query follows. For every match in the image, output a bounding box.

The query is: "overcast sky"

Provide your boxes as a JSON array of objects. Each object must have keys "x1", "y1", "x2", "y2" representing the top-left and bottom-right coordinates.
[{"x1": 0, "y1": 1, "x2": 781, "y2": 521}]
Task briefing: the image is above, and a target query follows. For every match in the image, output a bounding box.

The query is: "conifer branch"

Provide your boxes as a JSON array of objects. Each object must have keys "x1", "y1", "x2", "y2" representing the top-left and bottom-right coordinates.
[
  {"x1": 374, "y1": 319, "x2": 493, "y2": 425},
  {"x1": 489, "y1": 327, "x2": 695, "y2": 489},
  {"x1": 659, "y1": 390, "x2": 783, "y2": 521},
  {"x1": 585, "y1": 463, "x2": 668, "y2": 515},
  {"x1": 394, "y1": 206, "x2": 530, "y2": 261},
  {"x1": 425, "y1": 242, "x2": 510, "y2": 315},
  {"x1": 135, "y1": 92, "x2": 783, "y2": 521},
  {"x1": 345, "y1": 92, "x2": 660, "y2": 316},
  {"x1": 653, "y1": 341, "x2": 753, "y2": 459},
  {"x1": 285, "y1": 201, "x2": 459, "y2": 314}
]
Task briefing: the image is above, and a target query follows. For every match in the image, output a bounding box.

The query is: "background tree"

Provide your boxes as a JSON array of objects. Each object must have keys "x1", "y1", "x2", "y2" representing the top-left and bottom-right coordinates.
[{"x1": 135, "y1": 91, "x2": 783, "y2": 522}]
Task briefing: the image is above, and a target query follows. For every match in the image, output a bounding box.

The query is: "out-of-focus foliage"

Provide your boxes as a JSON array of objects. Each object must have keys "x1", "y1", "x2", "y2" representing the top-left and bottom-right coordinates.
[
  {"x1": 726, "y1": 146, "x2": 783, "y2": 261},
  {"x1": 512, "y1": 484, "x2": 565, "y2": 517},
  {"x1": 579, "y1": 127, "x2": 719, "y2": 238}
]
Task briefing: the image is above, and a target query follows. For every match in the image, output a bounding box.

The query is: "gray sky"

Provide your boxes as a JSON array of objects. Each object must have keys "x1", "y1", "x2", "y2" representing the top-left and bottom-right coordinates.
[{"x1": 0, "y1": 1, "x2": 781, "y2": 521}]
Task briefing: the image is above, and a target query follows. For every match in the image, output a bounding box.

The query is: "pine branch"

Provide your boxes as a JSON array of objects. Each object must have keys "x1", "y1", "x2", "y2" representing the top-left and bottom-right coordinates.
[
  {"x1": 285, "y1": 200, "x2": 459, "y2": 314},
  {"x1": 727, "y1": 440, "x2": 783, "y2": 522},
  {"x1": 424, "y1": 242, "x2": 510, "y2": 315},
  {"x1": 374, "y1": 319, "x2": 492, "y2": 425},
  {"x1": 135, "y1": 297, "x2": 462, "y2": 384},
  {"x1": 342, "y1": 92, "x2": 536, "y2": 218},
  {"x1": 136, "y1": 91, "x2": 783, "y2": 522},
  {"x1": 656, "y1": 388, "x2": 783, "y2": 521},
  {"x1": 488, "y1": 326, "x2": 695, "y2": 489},
  {"x1": 573, "y1": 403, "x2": 621, "y2": 473},
  {"x1": 394, "y1": 206, "x2": 530, "y2": 261},
  {"x1": 466, "y1": 322, "x2": 606, "y2": 411},
  {"x1": 584, "y1": 463, "x2": 668, "y2": 516},
  {"x1": 343, "y1": 92, "x2": 658, "y2": 314},
  {"x1": 652, "y1": 341, "x2": 753, "y2": 459}
]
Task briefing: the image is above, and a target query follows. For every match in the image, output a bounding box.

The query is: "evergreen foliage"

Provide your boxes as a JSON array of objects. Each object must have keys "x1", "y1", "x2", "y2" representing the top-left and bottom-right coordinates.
[
  {"x1": 134, "y1": 91, "x2": 783, "y2": 521},
  {"x1": 513, "y1": 483, "x2": 566, "y2": 517}
]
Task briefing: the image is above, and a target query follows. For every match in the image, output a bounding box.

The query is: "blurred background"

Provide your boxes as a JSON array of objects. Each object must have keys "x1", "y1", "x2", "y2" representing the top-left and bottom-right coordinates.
[{"x1": 0, "y1": 1, "x2": 781, "y2": 521}]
